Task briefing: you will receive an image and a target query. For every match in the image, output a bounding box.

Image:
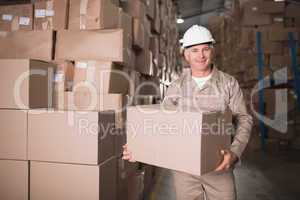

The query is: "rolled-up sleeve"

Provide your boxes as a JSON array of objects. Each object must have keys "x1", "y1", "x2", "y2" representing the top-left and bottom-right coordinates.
[{"x1": 228, "y1": 78, "x2": 253, "y2": 159}]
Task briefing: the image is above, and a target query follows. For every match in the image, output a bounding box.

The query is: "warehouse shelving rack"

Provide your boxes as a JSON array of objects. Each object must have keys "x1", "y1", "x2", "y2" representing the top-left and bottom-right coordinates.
[{"x1": 256, "y1": 31, "x2": 300, "y2": 150}]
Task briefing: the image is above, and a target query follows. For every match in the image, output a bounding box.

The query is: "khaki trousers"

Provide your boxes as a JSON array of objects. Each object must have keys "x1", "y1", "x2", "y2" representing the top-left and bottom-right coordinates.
[{"x1": 173, "y1": 170, "x2": 236, "y2": 200}]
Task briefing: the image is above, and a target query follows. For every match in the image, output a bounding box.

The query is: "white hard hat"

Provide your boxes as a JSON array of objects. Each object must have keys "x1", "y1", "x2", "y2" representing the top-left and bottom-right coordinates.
[{"x1": 182, "y1": 25, "x2": 215, "y2": 48}]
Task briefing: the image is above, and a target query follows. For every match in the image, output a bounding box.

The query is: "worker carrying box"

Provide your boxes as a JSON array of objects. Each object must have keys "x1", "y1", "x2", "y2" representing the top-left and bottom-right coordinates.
[{"x1": 123, "y1": 25, "x2": 253, "y2": 200}]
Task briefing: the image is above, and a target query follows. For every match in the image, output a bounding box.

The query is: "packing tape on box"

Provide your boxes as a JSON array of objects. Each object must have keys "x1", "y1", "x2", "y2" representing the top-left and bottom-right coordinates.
[{"x1": 80, "y1": 0, "x2": 88, "y2": 30}]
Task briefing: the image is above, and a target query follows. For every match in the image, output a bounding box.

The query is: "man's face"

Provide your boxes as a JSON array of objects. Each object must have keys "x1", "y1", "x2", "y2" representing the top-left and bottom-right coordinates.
[{"x1": 184, "y1": 44, "x2": 213, "y2": 71}]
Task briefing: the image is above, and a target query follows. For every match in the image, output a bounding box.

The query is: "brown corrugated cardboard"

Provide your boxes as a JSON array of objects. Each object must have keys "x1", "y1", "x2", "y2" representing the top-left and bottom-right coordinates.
[
  {"x1": 34, "y1": 0, "x2": 69, "y2": 30},
  {"x1": 111, "y1": 0, "x2": 119, "y2": 6},
  {"x1": 53, "y1": 90, "x2": 125, "y2": 112},
  {"x1": 270, "y1": 55, "x2": 300, "y2": 67},
  {"x1": 53, "y1": 60, "x2": 74, "y2": 92},
  {"x1": 28, "y1": 110, "x2": 116, "y2": 164},
  {"x1": 151, "y1": 0, "x2": 160, "y2": 34},
  {"x1": 126, "y1": 105, "x2": 232, "y2": 176},
  {"x1": 69, "y1": 0, "x2": 118, "y2": 30},
  {"x1": 118, "y1": 8, "x2": 134, "y2": 69},
  {"x1": 240, "y1": 27, "x2": 269, "y2": 49},
  {"x1": 53, "y1": 60, "x2": 74, "y2": 107},
  {"x1": 133, "y1": 18, "x2": 145, "y2": 50},
  {"x1": 30, "y1": 157, "x2": 117, "y2": 200},
  {"x1": 269, "y1": 27, "x2": 299, "y2": 41},
  {"x1": 135, "y1": 49, "x2": 153, "y2": 75},
  {"x1": 285, "y1": 3, "x2": 300, "y2": 18},
  {"x1": 272, "y1": 14, "x2": 285, "y2": 28},
  {"x1": 72, "y1": 61, "x2": 129, "y2": 94},
  {"x1": 55, "y1": 29, "x2": 125, "y2": 62},
  {"x1": 144, "y1": 17, "x2": 151, "y2": 43},
  {"x1": 0, "y1": 31, "x2": 54, "y2": 60},
  {"x1": 144, "y1": 0, "x2": 155, "y2": 19},
  {"x1": 242, "y1": 12, "x2": 272, "y2": 26},
  {"x1": 294, "y1": 17, "x2": 300, "y2": 27},
  {"x1": 157, "y1": 53, "x2": 167, "y2": 69},
  {"x1": 150, "y1": 35, "x2": 159, "y2": 67},
  {"x1": 159, "y1": 36, "x2": 167, "y2": 53},
  {"x1": 0, "y1": 59, "x2": 54, "y2": 109},
  {"x1": 121, "y1": 0, "x2": 146, "y2": 19},
  {"x1": 0, "y1": 110, "x2": 27, "y2": 160},
  {"x1": 159, "y1": 1, "x2": 167, "y2": 21},
  {"x1": 118, "y1": 9, "x2": 133, "y2": 51},
  {"x1": 255, "y1": 41, "x2": 283, "y2": 55},
  {"x1": 258, "y1": 1, "x2": 285, "y2": 14},
  {"x1": 0, "y1": 160, "x2": 28, "y2": 200},
  {"x1": 0, "y1": 4, "x2": 33, "y2": 32},
  {"x1": 117, "y1": 9, "x2": 133, "y2": 68},
  {"x1": 242, "y1": 1, "x2": 272, "y2": 26}
]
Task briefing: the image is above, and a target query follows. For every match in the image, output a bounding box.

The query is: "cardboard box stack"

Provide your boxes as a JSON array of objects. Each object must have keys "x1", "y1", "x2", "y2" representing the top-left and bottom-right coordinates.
[
  {"x1": 121, "y1": 0, "x2": 182, "y2": 104},
  {"x1": 0, "y1": 0, "x2": 183, "y2": 199},
  {"x1": 207, "y1": 0, "x2": 300, "y2": 151},
  {"x1": 0, "y1": 61, "x2": 54, "y2": 199}
]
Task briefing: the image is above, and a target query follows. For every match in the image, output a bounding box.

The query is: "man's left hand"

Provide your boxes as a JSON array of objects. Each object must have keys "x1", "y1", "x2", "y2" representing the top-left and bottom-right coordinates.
[{"x1": 215, "y1": 149, "x2": 238, "y2": 171}]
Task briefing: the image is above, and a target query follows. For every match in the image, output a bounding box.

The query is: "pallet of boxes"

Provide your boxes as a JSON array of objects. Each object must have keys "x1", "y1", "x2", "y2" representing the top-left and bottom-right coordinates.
[
  {"x1": 0, "y1": 0, "x2": 142, "y2": 199},
  {"x1": 208, "y1": 0, "x2": 300, "y2": 152}
]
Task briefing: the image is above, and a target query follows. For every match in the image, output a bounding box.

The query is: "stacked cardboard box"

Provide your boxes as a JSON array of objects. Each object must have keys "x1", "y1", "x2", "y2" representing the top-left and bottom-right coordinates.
[
  {"x1": 0, "y1": 0, "x2": 183, "y2": 199},
  {"x1": 0, "y1": 59, "x2": 55, "y2": 200},
  {"x1": 0, "y1": 4, "x2": 33, "y2": 32},
  {"x1": 209, "y1": 0, "x2": 300, "y2": 85},
  {"x1": 121, "y1": 0, "x2": 182, "y2": 104},
  {"x1": 208, "y1": 0, "x2": 300, "y2": 150}
]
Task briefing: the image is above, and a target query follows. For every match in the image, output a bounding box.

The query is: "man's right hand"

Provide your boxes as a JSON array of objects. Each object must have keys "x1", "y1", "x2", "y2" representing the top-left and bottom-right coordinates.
[{"x1": 122, "y1": 144, "x2": 136, "y2": 162}]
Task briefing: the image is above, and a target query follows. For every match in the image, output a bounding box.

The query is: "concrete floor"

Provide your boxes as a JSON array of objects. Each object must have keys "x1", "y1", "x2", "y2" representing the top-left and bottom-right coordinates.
[{"x1": 146, "y1": 149, "x2": 300, "y2": 200}]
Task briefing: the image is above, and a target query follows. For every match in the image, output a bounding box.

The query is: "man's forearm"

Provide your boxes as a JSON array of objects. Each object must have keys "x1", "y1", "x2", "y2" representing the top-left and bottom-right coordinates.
[{"x1": 230, "y1": 113, "x2": 253, "y2": 158}]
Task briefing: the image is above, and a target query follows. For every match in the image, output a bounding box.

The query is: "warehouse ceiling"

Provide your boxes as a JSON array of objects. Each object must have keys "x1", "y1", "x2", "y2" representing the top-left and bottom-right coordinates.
[{"x1": 175, "y1": 0, "x2": 226, "y2": 36}]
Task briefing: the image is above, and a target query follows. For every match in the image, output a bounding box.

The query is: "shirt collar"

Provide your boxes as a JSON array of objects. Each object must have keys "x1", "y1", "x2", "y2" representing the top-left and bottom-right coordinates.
[{"x1": 185, "y1": 64, "x2": 219, "y2": 83}]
